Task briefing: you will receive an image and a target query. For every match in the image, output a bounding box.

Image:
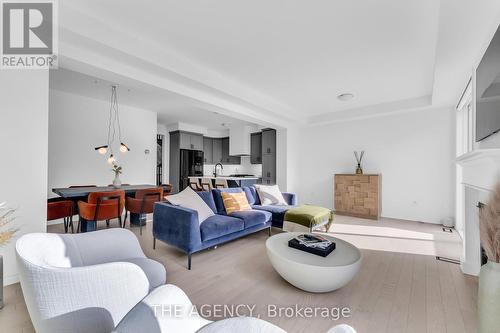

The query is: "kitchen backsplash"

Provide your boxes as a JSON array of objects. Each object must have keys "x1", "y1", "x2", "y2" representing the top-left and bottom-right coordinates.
[{"x1": 203, "y1": 156, "x2": 262, "y2": 177}]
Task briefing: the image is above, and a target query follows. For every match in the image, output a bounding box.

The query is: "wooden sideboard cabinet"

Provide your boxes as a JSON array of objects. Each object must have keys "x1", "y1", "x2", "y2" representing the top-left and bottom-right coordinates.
[{"x1": 334, "y1": 174, "x2": 381, "y2": 220}]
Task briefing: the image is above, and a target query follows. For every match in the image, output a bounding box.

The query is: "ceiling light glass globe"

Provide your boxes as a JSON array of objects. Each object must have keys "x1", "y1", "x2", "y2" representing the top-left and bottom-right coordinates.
[
  {"x1": 107, "y1": 155, "x2": 115, "y2": 164},
  {"x1": 120, "y1": 144, "x2": 128, "y2": 153},
  {"x1": 98, "y1": 147, "x2": 107, "y2": 155}
]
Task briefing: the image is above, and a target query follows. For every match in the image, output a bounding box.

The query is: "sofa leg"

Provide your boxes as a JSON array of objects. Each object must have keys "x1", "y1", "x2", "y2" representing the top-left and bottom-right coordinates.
[
  {"x1": 153, "y1": 237, "x2": 156, "y2": 250},
  {"x1": 268, "y1": 226, "x2": 272, "y2": 237},
  {"x1": 188, "y1": 254, "x2": 192, "y2": 270}
]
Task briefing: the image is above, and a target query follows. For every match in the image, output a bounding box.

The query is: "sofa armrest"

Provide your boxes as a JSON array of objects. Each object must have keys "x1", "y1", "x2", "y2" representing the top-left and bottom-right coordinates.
[
  {"x1": 282, "y1": 192, "x2": 297, "y2": 206},
  {"x1": 153, "y1": 202, "x2": 202, "y2": 253}
]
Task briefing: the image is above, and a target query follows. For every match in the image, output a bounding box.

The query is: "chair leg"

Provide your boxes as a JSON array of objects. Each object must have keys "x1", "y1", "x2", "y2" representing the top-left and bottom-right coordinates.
[
  {"x1": 268, "y1": 226, "x2": 272, "y2": 236},
  {"x1": 63, "y1": 217, "x2": 68, "y2": 233},
  {"x1": 140, "y1": 222, "x2": 143, "y2": 236},
  {"x1": 70, "y1": 215, "x2": 74, "y2": 233},
  {"x1": 188, "y1": 253, "x2": 192, "y2": 270},
  {"x1": 118, "y1": 216, "x2": 122, "y2": 228},
  {"x1": 123, "y1": 210, "x2": 128, "y2": 228},
  {"x1": 106, "y1": 220, "x2": 110, "y2": 227},
  {"x1": 77, "y1": 216, "x2": 81, "y2": 233},
  {"x1": 153, "y1": 237, "x2": 156, "y2": 249}
]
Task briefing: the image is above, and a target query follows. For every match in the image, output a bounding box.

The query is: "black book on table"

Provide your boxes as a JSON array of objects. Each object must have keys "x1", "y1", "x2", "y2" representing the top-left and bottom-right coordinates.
[{"x1": 288, "y1": 238, "x2": 336, "y2": 257}]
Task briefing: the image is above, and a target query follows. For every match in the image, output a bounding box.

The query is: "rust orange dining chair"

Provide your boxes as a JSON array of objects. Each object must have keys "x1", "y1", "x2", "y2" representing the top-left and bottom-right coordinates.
[
  {"x1": 77, "y1": 190, "x2": 125, "y2": 232},
  {"x1": 124, "y1": 187, "x2": 164, "y2": 235},
  {"x1": 160, "y1": 183, "x2": 173, "y2": 197},
  {"x1": 47, "y1": 200, "x2": 74, "y2": 233}
]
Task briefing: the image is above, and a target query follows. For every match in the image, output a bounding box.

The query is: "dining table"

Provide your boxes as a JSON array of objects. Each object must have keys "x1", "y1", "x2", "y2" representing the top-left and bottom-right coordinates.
[
  {"x1": 52, "y1": 184, "x2": 159, "y2": 198},
  {"x1": 52, "y1": 184, "x2": 160, "y2": 232}
]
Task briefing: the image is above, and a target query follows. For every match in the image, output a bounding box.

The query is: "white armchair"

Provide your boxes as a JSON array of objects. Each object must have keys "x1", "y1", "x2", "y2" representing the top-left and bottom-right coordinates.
[{"x1": 15, "y1": 228, "x2": 209, "y2": 333}]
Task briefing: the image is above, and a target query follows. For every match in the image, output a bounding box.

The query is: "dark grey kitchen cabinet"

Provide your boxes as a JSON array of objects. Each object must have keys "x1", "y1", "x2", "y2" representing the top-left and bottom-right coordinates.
[
  {"x1": 261, "y1": 129, "x2": 276, "y2": 184},
  {"x1": 250, "y1": 132, "x2": 262, "y2": 164},
  {"x1": 262, "y1": 128, "x2": 276, "y2": 155},
  {"x1": 212, "y1": 138, "x2": 222, "y2": 164},
  {"x1": 261, "y1": 153, "x2": 276, "y2": 185},
  {"x1": 221, "y1": 137, "x2": 241, "y2": 165},
  {"x1": 203, "y1": 137, "x2": 213, "y2": 164},
  {"x1": 179, "y1": 131, "x2": 203, "y2": 150}
]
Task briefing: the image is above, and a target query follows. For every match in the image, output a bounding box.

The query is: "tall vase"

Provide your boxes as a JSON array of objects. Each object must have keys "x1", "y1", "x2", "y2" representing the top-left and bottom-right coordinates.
[
  {"x1": 112, "y1": 173, "x2": 122, "y2": 188},
  {"x1": 478, "y1": 260, "x2": 500, "y2": 332},
  {"x1": 0, "y1": 255, "x2": 3, "y2": 309}
]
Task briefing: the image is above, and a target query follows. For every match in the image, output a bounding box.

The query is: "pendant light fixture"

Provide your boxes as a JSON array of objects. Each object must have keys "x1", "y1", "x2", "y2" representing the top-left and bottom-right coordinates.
[{"x1": 94, "y1": 85, "x2": 130, "y2": 163}]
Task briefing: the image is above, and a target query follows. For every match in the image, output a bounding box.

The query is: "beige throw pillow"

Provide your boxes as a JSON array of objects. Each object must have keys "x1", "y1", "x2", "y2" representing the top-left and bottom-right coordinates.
[{"x1": 255, "y1": 184, "x2": 287, "y2": 206}]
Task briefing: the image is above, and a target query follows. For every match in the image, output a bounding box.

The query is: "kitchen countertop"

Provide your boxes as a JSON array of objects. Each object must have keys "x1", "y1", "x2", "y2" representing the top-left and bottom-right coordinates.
[{"x1": 188, "y1": 176, "x2": 261, "y2": 180}]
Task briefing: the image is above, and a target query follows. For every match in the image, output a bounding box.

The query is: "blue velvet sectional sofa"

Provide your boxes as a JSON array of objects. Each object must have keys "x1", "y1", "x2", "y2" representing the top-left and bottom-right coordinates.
[{"x1": 153, "y1": 187, "x2": 296, "y2": 269}]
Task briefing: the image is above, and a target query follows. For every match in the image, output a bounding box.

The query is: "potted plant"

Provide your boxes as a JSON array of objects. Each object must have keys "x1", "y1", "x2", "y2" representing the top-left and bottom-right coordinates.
[
  {"x1": 478, "y1": 183, "x2": 500, "y2": 332},
  {"x1": 0, "y1": 202, "x2": 18, "y2": 309},
  {"x1": 112, "y1": 164, "x2": 123, "y2": 188}
]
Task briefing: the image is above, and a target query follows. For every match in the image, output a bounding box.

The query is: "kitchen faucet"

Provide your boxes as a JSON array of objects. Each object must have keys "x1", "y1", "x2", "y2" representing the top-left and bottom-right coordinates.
[{"x1": 213, "y1": 163, "x2": 223, "y2": 177}]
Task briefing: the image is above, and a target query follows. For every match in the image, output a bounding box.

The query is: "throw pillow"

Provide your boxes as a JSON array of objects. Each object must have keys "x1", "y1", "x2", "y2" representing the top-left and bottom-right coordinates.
[
  {"x1": 255, "y1": 184, "x2": 287, "y2": 206},
  {"x1": 165, "y1": 187, "x2": 215, "y2": 223},
  {"x1": 221, "y1": 192, "x2": 251, "y2": 215}
]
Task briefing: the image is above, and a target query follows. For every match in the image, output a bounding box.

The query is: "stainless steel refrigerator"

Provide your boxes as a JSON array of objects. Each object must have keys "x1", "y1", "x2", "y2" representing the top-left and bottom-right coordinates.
[{"x1": 179, "y1": 149, "x2": 204, "y2": 191}]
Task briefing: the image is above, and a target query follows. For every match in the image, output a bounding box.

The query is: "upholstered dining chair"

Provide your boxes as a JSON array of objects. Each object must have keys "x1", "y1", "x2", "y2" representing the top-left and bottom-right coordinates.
[
  {"x1": 160, "y1": 183, "x2": 173, "y2": 196},
  {"x1": 47, "y1": 200, "x2": 74, "y2": 233},
  {"x1": 124, "y1": 187, "x2": 164, "y2": 235},
  {"x1": 15, "y1": 229, "x2": 213, "y2": 333},
  {"x1": 77, "y1": 190, "x2": 125, "y2": 232}
]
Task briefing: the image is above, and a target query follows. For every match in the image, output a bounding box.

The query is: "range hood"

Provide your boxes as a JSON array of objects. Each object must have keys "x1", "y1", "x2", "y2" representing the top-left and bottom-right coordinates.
[{"x1": 229, "y1": 124, "x2": 252, "y2": 156}]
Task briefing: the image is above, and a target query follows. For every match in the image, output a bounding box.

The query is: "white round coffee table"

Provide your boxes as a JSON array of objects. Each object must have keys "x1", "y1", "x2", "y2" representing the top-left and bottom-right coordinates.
[{"x1": 266, "y1": 232, "x2": 361, "y2": 293}]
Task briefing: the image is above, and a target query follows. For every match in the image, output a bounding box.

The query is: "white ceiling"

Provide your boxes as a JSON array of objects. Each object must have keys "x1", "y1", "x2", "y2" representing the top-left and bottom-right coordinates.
[
  {"x1": 57, "y1": 0, "x2": 500, "y2": 125},
  {"x1": 50, "y1": 68, "x2": 255, "y2": 131}
]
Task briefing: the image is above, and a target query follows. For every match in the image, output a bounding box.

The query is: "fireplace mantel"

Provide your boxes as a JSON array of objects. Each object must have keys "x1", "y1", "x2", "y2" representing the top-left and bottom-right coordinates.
[{"x1": 456, "y1": 148, "x2": 500, "y2": 275}]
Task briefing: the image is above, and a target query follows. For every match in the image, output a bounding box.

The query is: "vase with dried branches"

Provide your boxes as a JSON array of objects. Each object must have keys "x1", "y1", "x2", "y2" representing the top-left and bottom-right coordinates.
[
  {"x1": 354, "y1": 151, "x2": 364, "y2": 174},
  {"x1": 0, "y1": 202, "x2": 18, "y2": 309},
  {"x1": 478, "y1": 183, "x2": 500, "y2": 332}
]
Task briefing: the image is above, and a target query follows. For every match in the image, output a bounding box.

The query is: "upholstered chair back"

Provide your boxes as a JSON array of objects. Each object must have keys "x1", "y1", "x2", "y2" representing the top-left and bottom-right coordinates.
[{"x1": 16, "y1": 229, "x2": 151, "y2": 333}]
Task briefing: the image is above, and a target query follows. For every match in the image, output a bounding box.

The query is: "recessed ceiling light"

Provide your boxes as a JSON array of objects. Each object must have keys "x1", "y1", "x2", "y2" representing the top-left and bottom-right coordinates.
[{"x1": 337, "y1": 93, "x2": 354, "y2": 101}]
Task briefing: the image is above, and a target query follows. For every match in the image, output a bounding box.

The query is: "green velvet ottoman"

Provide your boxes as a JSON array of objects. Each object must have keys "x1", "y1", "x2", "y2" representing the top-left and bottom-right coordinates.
[{"x1": 283, "y1": 205, "x2": 334, "y2": 232}]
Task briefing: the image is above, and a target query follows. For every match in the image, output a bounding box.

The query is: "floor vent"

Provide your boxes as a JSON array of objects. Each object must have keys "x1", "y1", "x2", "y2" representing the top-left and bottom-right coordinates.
[
  {"x1": 442, "y1": 227, "x2": 453, "y2": 233},
  {"x1": 436, "y1": 256, "x2": 460, "y2": 265}
]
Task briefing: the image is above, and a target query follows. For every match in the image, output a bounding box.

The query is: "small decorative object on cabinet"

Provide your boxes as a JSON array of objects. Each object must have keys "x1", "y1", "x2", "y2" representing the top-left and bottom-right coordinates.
[
  {"x1": 478, "y1": 183, "x2": 500, "y2": 333},
  {"x1": 0, "y1": 202, "x2": 18, "y2": 309},
  {"x1": 354, "y1": 151, "x2": 364, "y2": 174},
  {"x1": 112, "y1": 164, "x2": 123, "y2": 188},
  {"x1": 334, "y1": 174, "x2": 380, "y2": 220}
]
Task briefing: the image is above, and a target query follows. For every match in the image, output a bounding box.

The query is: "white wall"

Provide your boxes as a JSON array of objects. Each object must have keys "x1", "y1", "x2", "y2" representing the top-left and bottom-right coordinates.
[
  {"x1": 48, "y1": 90, "x2": 157, "y2": 195},
  {"x1": 0, "y1": 71, "x2": 49, "y2": 285},
  {"x1": 288, "y1": 107, "x2": 455, "y2": 224}
]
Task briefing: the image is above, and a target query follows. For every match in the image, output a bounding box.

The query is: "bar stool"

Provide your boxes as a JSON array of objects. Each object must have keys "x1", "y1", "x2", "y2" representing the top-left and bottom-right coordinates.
[
  {"x1": 214, "y1": 179, "x2": 228, "y2": 189},
  {"x1": 124, "y1": 187, "x2": 164, "y2": 235},
  {"x1": 77, "y1": 190, "x2": 125, "y2": 232},
  {"x1": 189, "y1": 178, "x2": 202, "y2": 191},
  {"x1": 200, "y1": 178, "x2": 214, "y2": 191},
  {"x1": 47, "y1": 200, "x2": 74, "y2": 233}
]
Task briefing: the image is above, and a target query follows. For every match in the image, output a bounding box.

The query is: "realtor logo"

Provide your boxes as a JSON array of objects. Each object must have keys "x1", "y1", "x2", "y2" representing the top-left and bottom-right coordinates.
[{"x1": 1, "y1": 0, "x2": 58, "y2": 69}]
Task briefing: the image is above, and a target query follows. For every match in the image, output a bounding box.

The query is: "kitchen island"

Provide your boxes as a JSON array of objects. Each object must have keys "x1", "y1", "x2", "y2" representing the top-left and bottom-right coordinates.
[{"x1": 189, "y1": 176, "x2": 260, "y2": 188}]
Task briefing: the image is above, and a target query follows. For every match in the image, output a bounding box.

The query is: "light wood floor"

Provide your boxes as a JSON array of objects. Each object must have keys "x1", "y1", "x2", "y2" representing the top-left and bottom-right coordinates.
[{"x1": 1, "y1": 216, "x2": 477, "y2": 333}]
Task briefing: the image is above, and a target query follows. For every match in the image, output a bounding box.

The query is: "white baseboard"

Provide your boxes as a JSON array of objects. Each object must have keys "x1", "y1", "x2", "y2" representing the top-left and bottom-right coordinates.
[{"x1": 3, "y1": 273, "x2": 19, "y2": 286}]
